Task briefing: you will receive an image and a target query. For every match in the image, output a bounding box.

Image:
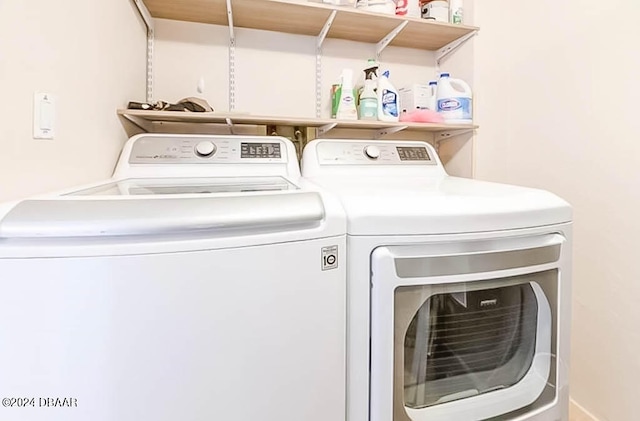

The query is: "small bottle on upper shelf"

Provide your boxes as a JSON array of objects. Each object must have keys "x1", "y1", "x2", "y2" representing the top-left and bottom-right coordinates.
[{"x1": 449, "y1": 0, "x2": 464, "y2": 24}]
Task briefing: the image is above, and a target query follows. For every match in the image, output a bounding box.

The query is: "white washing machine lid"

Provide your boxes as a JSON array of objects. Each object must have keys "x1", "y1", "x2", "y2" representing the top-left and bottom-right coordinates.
[
  {"x1": 306, "y1": 175, "x2": 572, "y2": 235},
  {"x1": 0, "y1": 176, "x2": 326, "y2": 239},
  {"x1": 68, "y1": 176, "x2": 298, "y2": 196}
]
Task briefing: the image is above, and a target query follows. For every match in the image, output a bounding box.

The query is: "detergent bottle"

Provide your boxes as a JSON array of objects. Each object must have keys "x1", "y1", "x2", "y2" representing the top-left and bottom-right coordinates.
[
  {"x1": 335, "y1": 69, "x2": 358, "y2": 120},
  {"x1": 427, "y1": 80, "x2": 438, "y2": 111},
  {"x1": 358, "y1": 59, "x2": 379, "y2": 120},
  {"x1": 436, "y1": 72, "x2": 473, "y2": 123},
  {"x1": 359, "y1": 79, "x2": 378, "y2": 121},
  {"x1": 377, "y1": 70, "x2": 399, "y2": 122}
]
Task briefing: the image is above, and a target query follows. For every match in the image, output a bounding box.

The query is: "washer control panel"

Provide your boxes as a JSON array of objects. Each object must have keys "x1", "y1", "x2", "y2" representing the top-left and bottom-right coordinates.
[
  {"x1": 129, "y1": 136, "x2": 287, "y2": 164},
  {"x1": 315, "y1": 141, "x2": 437, "y2": 165}
]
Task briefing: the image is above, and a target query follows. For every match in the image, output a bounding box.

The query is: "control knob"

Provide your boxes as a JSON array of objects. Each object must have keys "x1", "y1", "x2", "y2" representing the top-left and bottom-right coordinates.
[
  {"x1": 195, "y1": 141, "x2": 217, "y2": 157},
  {"x1": 364, "y1": 145, "x2": 381, "y2": 160}
]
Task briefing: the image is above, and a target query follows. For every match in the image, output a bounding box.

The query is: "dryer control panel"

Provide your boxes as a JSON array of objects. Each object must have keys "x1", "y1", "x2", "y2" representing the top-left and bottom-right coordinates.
[
  {"x1": 314, "y1": 141, "x2": 438, "y2": 166},
  {"x1": 128, "y1": 136, "x2": 287, "y2": 165},
  {"x1": 301, "y1": 139, "x2": 447, "y2": 178}
]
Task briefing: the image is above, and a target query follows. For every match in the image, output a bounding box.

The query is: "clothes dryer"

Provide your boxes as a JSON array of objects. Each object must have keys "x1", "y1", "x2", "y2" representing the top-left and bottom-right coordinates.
[{"x1": 302, "y1": 139, "x2": 572, "y2": 421}]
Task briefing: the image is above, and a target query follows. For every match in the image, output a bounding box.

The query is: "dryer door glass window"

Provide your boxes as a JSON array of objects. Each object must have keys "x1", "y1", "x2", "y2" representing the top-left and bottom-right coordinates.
[
  {"x1": 403, "y1": 284, "x2": 537, "y2": 408},
  {"x1": 395, "y1": 270, "x2": 557, "y2": 417}
]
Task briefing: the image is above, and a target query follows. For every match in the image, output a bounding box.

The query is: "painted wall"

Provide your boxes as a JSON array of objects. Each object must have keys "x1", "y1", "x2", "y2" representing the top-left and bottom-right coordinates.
[
  {"x1": 153, "y1": 20, "x2": 439, "y2": 118},
  {"x1": 474, "y1": 1, "x2": 640, "y2": 420},
  {"x1": 151, "y1": 9, "x2": 477, "y2": 176},
  {"x1": 0, "y1": 0, "x2": 146, "y2": 201}
]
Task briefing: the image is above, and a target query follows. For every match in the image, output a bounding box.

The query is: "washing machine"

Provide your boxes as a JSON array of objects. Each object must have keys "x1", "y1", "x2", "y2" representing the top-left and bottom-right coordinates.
[
  {"x1": 0, "y1": 134, "x2": 346, "y2": 421},
  {"x1": 301, "y1": 139, "x2": 572, "y2": 421}
]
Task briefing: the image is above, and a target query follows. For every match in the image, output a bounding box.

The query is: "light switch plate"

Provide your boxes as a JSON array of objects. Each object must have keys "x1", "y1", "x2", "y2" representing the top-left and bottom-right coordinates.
[{"x1": 33, "y1": 92, "x2": 55, "y2": 139}]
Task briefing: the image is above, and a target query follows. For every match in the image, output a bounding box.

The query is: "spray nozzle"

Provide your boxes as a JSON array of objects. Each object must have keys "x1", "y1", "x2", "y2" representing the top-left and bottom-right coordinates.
[{"x1": 363, "y1": 59, "x2": 379, "y2": 80}]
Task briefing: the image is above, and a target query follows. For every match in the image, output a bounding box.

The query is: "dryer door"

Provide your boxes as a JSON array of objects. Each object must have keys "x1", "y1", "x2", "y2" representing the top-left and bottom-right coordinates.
[{"x1": 369, "y1": 234, "x2": 567, "y2": 421}]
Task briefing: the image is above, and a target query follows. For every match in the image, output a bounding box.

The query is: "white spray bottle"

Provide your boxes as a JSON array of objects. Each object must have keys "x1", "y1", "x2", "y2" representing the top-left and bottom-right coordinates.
[{"x1": 336, "y1": 69, "x2": 358, "y2": 120}]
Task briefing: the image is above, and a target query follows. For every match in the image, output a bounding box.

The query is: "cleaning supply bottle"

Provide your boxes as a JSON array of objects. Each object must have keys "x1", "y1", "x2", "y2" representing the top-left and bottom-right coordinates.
[
  {"x1": 356, "y1": 59, "x2": 378, "y2": 98},
  {"x1": 358, "y1": 60, "x2": 379, "y2": 120},
  {"x1": 363, "y1": 58, "x2": 379, "y2": 81},
  {"x1": 427, "y1": 80, "x2": 438, "y2": 111},
  {"x1": 436, "y1": 72, "x2": 473, "y2": 123},
  {"x1": 359, "y1": 79, "x2": 378, "y2": 120},
  {"x1": 335, "y1": 69, "x2": 358, "y2": 120},
  {"x1": 449, "y1": 0, "x2": 464, "y2": 24},
  {"x1": 377, "y1": 70, "x2": 399, "y2": 122}
]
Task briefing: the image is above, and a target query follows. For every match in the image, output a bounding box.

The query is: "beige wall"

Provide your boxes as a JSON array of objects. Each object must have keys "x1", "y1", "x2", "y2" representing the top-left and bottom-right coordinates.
[
  {"x1": 475, "y1": 1, "x2": 640, "y2": 420},
  {"x1": 151, "y1": 15, "x2": 476, "y2": 177},
  {"x1": 0, "y1": 0, "x2": 146, "y2": 201},
  {"x1": 153, "y1": 20, "x2": 439, "y2": 119}
]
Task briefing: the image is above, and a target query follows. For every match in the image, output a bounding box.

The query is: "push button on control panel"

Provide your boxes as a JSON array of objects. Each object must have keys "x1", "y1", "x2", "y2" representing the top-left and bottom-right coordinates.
[
  {"x1": 195, "y1": 141, "x2": 217, "y2": 157},
  {"x1": 364, "y1": 145, "x2": 381, "y2": 160}
]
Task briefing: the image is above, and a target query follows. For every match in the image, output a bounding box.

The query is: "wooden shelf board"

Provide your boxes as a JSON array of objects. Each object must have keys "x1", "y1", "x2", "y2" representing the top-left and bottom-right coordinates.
[
  {"x1": 234, "y1": 0, "x2": 333, "y2": 37},
  {"x1": 144, "y1": 0, "x2": 226, "y2": 26},
  {"x1": 118, "y1": 109, "x2": 478, "y2": 133},
  {"x1": 142, "y1": 0, "x2": 478, "y2": 50}
]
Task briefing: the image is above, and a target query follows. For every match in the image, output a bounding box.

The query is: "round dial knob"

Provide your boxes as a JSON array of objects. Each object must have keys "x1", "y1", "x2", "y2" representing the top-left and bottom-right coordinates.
[
  {"x1": 364, "y1": 145, "x2": 381, "y2": 160},
  {"x1": 195, "y1": 141, "x2": 216, "y2": 157}
]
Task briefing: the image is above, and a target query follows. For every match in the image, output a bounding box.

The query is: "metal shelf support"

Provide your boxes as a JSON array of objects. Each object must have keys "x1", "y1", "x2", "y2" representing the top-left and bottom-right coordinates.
[
  {"x1": 436, "y1": 128, "x2": 474, "y2": 145},
  {"x1": 121, "y1": 113, "x2": 154, "y2": 133},
  {"x1": 317, "y1": 10, "x2": 337, "y2": 49},
  {"x1": 317, "y1": 122, "x2": 337, "y2": 137},
  {"x1": 436, "y1": 30, "x2": 478, "y2": 66},
  {"x1": 226, "y1": 118, "x2": 236, "y2": 135},
  {"x1": 133, "y1": 0, "x2": 155, "y2": 103},
  {"x1": 226, "y1": 0, "x2": 236, "y2": 111},
  {"x1": 316, "y1": 11, "x2": 337, "y2": 118},
  {"x1": 376, "y1": 21, "x2": 408, "y2": 60},
  {"x1": 375, "y1": 125, "x2": 408, "y2": 139}
]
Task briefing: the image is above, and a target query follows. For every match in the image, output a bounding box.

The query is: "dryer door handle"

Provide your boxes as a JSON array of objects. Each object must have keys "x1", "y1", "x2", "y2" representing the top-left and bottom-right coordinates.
[
  {"x1": 375, "y1": 233, "x2": 566, "y2": 279},
  {"x1": 0, "y1": 193, "x2": 325, "y2": 238}
]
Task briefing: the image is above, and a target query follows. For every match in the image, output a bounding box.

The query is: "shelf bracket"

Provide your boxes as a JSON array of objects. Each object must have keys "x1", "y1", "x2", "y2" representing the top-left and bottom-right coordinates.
[
  {"x1": 226, "y1": 0, "x2": 236, "y2": 112},
  {"x1": 317, "y1": 10, "x2": 337, "y2": 49},
  {"x1": 376, "y1": 21, "x2": 408, "y2": 60},
  {"x1": 436, "y1": 30, "x2": 478, "y2": 66},
  {"x1": 133, "y1": 0, "x2": 155, "y2": 103},
  {"x1": 226, "y1": 118, "x2": 236, "y2": 135},
  {"x1": 133, "y1": 0, "x2": 154, "y2": 31},
  {"x1": 375, "y1": 125, "x2": 408, "y2": 139},
  {"x1": 316, "y1": 11, "x2": 337, "y2": 119},
  {"x1": 436, "y1": 128, "x2": 474, "y2": 143},
  {"x1": 317, "y1": 122, "x2": 337, "y2": 137},
  {"x1": 122, "y1": 113, "x2": 154, "y2": 133}
]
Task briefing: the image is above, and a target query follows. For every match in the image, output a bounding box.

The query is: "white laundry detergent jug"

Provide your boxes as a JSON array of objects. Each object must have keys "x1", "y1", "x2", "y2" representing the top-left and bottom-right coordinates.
[
  {"x1": 436, "y1": 73, "x2": 473, "y2": 123},
  {"x1": 377, "y1": 70, "x2": 399, "y2": 122},
  {"x1": 427, "y1": 80, "x2": 438, "y2": 111}
]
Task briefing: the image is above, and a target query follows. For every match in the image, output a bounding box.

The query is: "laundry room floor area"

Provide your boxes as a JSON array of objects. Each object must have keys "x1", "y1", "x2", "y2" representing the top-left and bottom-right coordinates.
[{"x1": 570, "y1": 402, "x2": 597, "y2": 421}]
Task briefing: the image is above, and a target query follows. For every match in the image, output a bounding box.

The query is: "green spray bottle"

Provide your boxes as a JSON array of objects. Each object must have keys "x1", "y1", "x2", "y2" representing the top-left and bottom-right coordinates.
[{"x1": 358, "y1": 59, "x2": 379, "y2": 121}]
